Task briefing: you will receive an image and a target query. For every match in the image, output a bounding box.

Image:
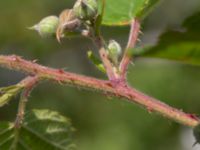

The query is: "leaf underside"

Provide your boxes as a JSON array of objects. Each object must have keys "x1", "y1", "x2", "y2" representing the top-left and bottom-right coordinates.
[
  {"x1": 0, "y1": 109, "x2": 75, "y2": 150},
  {"x1": 100, "y1": 0, "x2": 160, "y2": 26}
]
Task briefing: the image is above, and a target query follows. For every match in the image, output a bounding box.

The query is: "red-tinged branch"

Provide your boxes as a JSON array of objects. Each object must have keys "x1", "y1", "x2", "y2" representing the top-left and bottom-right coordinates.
[
  {"x1": 119, "y1": 19, "x2": 140, "y2": 80},
  {"x1": 0, "y1": 55, "x2": 199, "y2": 127},
  {"x1": 117, "y1": 85, "x2": 199, "y2": 127},
  {"x1": 15, "y1": 76, "x2": 39, "y2": 128},
  {"x1": 11, "y1": 76, "x2": 39, "y2": 150},
  {"x1": 99, "y1": 47, "x2": 117, "y2": 80},
  {"x1": 0, "y1": 55, "x2": 112, "y2": 91},
  {"x1": 92, "y1": 35, "x2": 117, "y2": 80}
]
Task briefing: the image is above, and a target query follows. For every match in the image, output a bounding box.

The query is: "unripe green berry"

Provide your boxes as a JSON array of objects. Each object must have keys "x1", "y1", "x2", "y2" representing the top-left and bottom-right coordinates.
[
  {"x1": 73, "y1": 0, "x2": 98, "y2": 20},
  {"x1": 30, "y1": 16, "x2": 59, "y2": 38},
  {"x1": 108, "y1": 40, "x2": 122, "y2": 65}
]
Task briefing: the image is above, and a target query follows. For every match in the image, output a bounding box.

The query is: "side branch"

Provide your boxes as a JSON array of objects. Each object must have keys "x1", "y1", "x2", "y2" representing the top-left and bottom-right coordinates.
[
  {"x1": 92, "y1": 34, "x2": 117, "y2": 80},
  {"x1": 99, "y1": 47, "x2": 117, "y2": 80},
  {"x1": 119, "y1": 19, "x2": 140, "y2": 80},
  {"x1": 0, "y1": 55, "x2": 199, "y2": 127},
  {"x1": 15, "y1": 76, "x2": 39, "y2": 128},
  {"x1": 11, "y1": 76, "x2": 39, "y2": 150}
]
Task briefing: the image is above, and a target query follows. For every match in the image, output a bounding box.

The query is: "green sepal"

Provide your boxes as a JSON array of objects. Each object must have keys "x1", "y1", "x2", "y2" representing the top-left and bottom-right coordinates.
[
  {"x1": 94, "y1": 0, "x2": 105, "y2": 35},
  {"x1": 87, "y1": 51, "x2": 106, "y2": 73},
  {"x1": 73, "y1": 0, "x2": 98, "y2": 21},
  {"x1": 0, "y1": 85, "x2": 24, "y2": 107}
]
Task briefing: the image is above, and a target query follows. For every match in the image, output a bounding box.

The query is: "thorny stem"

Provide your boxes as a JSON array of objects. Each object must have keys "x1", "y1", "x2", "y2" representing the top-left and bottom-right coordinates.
[
  {"x1": 90, "y1": 25, "x2": 117, "y2": 80},
  {"x1": 84, "y1": 10, "x2": 119, "y2": 80},
  {"x1": 0, "y1": 55, "x2": 199, "y2": 127},
  {"x1": 14, "y1": 76, "x2": 39, "y2": 128},
  {"x1": 10, "y1": 76, "x2": 39, "y2": 150},
  {"x1": 99, "y1": 46, "x2": 117, "y2": 80},
  {"x1": 119, "y1": 19, "x2": 141, "y2": 81}
]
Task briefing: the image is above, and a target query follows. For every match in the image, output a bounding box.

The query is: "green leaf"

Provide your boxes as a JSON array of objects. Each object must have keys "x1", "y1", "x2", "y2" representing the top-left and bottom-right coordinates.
[
  {"x1": 95, "y1": 0, "x2": 105, "y2": 35},
  {"x1": 137, "y1": 12, "x2": 200, "y2": 66},
  {"x1": 0, "y1": 109, "x2": 75, "y2": 150},
  {"x1": 87, "y1": 51, "x2": 106, "y2": 73},
  {"x1": 0, "y1": 85, "x2": 24, "y2": 107},
  {"x1": 100, "y1": 0, "x2": 160, "y2": 26}
]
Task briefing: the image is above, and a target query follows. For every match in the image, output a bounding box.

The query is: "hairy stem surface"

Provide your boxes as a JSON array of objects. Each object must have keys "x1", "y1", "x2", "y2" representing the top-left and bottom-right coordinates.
[{"x1": 0, "y1": 55, "x2": 199, "y2": 127}]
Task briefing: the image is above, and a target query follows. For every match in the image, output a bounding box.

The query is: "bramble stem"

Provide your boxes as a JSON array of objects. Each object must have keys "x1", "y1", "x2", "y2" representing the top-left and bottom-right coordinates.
[
  {"x1": 15, "y1": 76, "x2": 39, "y2": 128},
  {"x1": 92, "y1": 32, "x2": 117, "y2": 80},
  {"x1": 119, "y1": 19, "x2": 140, "y2": 80},
  {"x1": 11, "y1": 76, "x2": 39, "y2": 150},
  {"x1": 99, "y1": 47, "x2": 117, "y2": 80},
  {"x1": 0, "y1": 55, "x2": 199, "y2": 127}
]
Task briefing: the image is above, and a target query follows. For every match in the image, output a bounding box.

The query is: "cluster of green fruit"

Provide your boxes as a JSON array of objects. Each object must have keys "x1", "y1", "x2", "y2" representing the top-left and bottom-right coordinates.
[
  {"x1": 30, "y1": 0, "x2": 98, "y2": 39},
  {"x1": 30, "y1": 0, "x2": 122, "y2": 70}
]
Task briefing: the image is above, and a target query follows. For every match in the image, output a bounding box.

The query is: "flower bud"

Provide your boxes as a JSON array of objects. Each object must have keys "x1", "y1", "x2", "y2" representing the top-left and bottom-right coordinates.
[
  {"x1": 30, "y1": 16, "x2": 59, "y2": 38},
  {"x1": 108, "y1": 40, "x2": 122, "y2": 65},
  {"x1": 73, "y1": 0, "x2": 98, "y2": 20}
]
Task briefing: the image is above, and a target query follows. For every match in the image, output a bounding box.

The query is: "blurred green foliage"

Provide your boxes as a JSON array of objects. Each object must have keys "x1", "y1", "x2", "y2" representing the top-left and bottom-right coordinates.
[
  {"x1": 0, "y1": 0, "x2": 200, "y2": 149},
  {"x1": 138, "y1": 12, "x2": 200, "y2": 66}
]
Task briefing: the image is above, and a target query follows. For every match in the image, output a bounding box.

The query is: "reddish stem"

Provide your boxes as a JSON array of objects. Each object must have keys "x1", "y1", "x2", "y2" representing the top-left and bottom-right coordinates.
[
  {"x1": 119, "y1": 19, "x2": 140, "y2": 80},
  {"x1": 15, "y1": 76, "x2": 39, "y2": 128},
  {"x1": 92, "y1": 35, "x2": 117, "y2": 80},
  {"x1": 0, "y1": 55, "x2": 199, "y2": 127},
  {"x1": 99, "y1": 47, "x2": 117, "y2": 80}
]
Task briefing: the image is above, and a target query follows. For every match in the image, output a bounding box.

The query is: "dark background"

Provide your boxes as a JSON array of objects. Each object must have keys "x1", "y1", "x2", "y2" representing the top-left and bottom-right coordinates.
[{"x1": 0, "y1": 0, "x2": 200, "y2": 149}]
